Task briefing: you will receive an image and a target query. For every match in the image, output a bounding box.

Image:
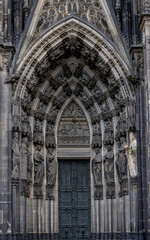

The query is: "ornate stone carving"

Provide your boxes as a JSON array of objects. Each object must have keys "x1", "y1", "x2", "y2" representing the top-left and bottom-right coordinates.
[
  {"x1": 34, "y1": 145, "x2": 44, "y2": 185},
  {"x1": 63, "y1": 66, "x2": 72, "y2": 78},
  {"x1": 63, "y1": 84, "x2": 72, "y2": 96},
  {"x1": 107, "y1": 76, "x2": 119, "y2": 98},
  {"x1": 101, "y1": 102, "x2": 112, "y2": 120},
  {"x1": 40, "y1": 85, "x2": 54, "y2": 103},
  {"x1": 47, "y1": 105, "x2": 59, "y2": 124},
  {"x1": 22, "y1": 91, "x2": 32, "y2": 112},
  {"x1": 33, "y1": 185, "x2": 43, "y2": 199},
  {"x1": 34, "y1": 101, "x2": 47, "y2": 119},
  {"x1": 12, "y1": 132, "x2": 20, "y2": 177},
  {"x1": 74, "y1": 83, "x2": 83, "y2": 96},
  {"x1": 34, "y1": 0, "x2": 111, "y2": 39},
  {"x1": 53, "y1": 92, "x2": 67, "y2": 110},
  {"x1": 95, "y1": 59, "x2": 111, "y2": 80},
  {"x1": 33, "y1": 119, "x2": 44, "y2": 145},
  {"x1": 21, "y1": 109, "x2": 32, "y2": 139},
  {"x1": 58, "y1": 101, "x2": 90, "y2": 147},
  {"x1": 103, "y1": 145, "x2": 115, "y2": 199},
  {"x1": 74, "y1": 66, "x2": 82, "y2": 78},
  {"x1": 12, "y1": 115, "x2": 21, "y2": 132},
  {"x1": 115, "y1": 90, "x2": 125, "y2": 109},
  {"x1": 46, "y1": 123, "x2": 56, "y2": 148},
  {"x1": 56, "y1": 72, "x2": 66, "y2": 84},
  {"x1": 116, "y1": 108, "x2": 127, "y2": 146},
  {"x1": 21, "y1": 179, "x2": 30, "y2": 197},
  {"x1": 116, "y1": 148, "x2": 128, "y2": 197},
  {"x1": 46, "y1": 186, "x2": 55, "y2": 200},
  {"x1": 92, "y1": 149, "x2": 103, "y2": 200},
  {"x1": 103, "y1": 120, "x2": 114, "y2": 146},
  {"x1": 26, "y1": 75, "x2": 39, "y2": 93},
  {"x1": 93, "y1": 86, "x2": 106, "y2": 105},
  {"x1": 92, "y1": 123, "x2": 102, "y2": 148},
  {"x1": 79, "y1": 93, "x2": 94, "y2": 109}
]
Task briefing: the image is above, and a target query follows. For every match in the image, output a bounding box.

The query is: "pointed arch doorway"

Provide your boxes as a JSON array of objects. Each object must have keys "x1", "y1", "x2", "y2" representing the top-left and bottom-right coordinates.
[
  {"x1": 57, "y1": 100, "x2": 91, "y2": 239},
  {"x1": 58, "y1": 159, "x2": 91, "y2": 240}
]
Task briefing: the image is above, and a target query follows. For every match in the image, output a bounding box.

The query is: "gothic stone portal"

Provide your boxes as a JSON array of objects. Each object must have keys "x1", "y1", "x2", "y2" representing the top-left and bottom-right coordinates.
[{"x1": 58, "y1": 160, "x2": 91, "y2": 240}]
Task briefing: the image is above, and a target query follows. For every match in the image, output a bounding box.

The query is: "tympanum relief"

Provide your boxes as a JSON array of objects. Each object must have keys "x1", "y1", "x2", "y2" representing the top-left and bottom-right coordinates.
[{"x1": 58, "y1": 101, "x2": 90, "y2": 148}]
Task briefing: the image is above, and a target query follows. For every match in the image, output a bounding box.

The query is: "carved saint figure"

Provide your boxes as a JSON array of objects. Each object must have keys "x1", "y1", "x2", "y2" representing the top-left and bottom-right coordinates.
[
  {"x1": 21, "y1": 137, "x2": 28, "y2": 179},
  {"x1": 124, "y1": 132, "x2": 138, "y2": 177},
  {"x1": 12, "y1": 132, "x2": 20, "y2": 176},
  {"x1": 34, "y1": 145, "x2": 44, "y2": 185},
  {"x1": 27, "y1": 142, "x2": 32, "y2": 182},
  {"x1": 46, "y1": 149, "x2": 57, "y2": 186},
  {"x1": 103, "y1": 145, "x2": 114, "y2": 184},
  {"x1": 92, "y1": 149, "x2": 102, "y2": 186},
  {"x1": 116, "y1": 148, "x2": 127, "y2": 182}
]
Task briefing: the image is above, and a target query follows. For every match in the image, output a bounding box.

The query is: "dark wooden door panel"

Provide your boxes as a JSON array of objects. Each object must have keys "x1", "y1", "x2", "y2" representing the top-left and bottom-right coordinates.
[{"x1": 58, "y1": 160, "x2": 91, "y2": 240}]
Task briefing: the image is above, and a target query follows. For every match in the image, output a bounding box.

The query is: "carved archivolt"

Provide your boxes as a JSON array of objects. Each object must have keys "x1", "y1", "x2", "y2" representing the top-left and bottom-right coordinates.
[{"x1": 11, "y1": 28, "x2": 134, "y2": 200}]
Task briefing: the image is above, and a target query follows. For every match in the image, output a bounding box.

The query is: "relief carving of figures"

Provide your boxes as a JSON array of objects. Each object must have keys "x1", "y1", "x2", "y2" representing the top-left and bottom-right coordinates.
[
  {"x1": 34, "y1": 145, "x2": 44, "y2": 185},
  {"x1": 103, "y1": 145, "x2": 114, "y2": 184},
  {"x1": 46, "y1": 149, "x2": 57, "y2": 186},
  {"x1": 21, "y1": 137, "x2": 28, "y2": 179},
  {"x1": 58, "y1": 102, "x2": 90, "y2": 147},
  {"x1": 124, "y1": 132, "x2": 138, "y2": 178},
  {"x1": 12, "y1": 132, "x2": 20, "y2": 177}
]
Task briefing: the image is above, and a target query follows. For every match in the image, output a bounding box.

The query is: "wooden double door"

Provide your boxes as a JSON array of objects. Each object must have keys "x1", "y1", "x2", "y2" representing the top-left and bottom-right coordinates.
[{"x1": 58, "y1": 160, "x2": 91, "y2": 240}]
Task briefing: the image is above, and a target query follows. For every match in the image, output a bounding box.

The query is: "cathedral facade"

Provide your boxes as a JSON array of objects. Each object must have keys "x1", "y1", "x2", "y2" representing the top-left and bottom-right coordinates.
[{"x1": 0, "y1": 0, "x2": 150, "y2": 239}]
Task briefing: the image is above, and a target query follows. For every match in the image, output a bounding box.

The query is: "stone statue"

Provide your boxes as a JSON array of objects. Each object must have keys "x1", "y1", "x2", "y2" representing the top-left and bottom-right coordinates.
[
  {"x1": 46, "y1": 149, "x2": 57, "y2": 186},
  {"x1": 27, "y1": 142, "x2": 32, "y2": 182},
  {"x1": 103, "y1": 145, "x2": 114, "y2": 184},
  {"x1": 116, "y1": 148, "x2": 127, "y2": 182},
  {"x1": 12, "y1": 132, "x2": 20, "y2": 176},
  {"x1": 21, "y1": 137, "x2": 28, "y2": 179},
  {"x1": 124, "y1": 132, "x2": 138, "y2": 177},
  {"x1": 92, "y1": 149, "x2": 102, "y2": 186},
  {"x1": 34, "y1": 145, "x2": 44, "y2": 185}
]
